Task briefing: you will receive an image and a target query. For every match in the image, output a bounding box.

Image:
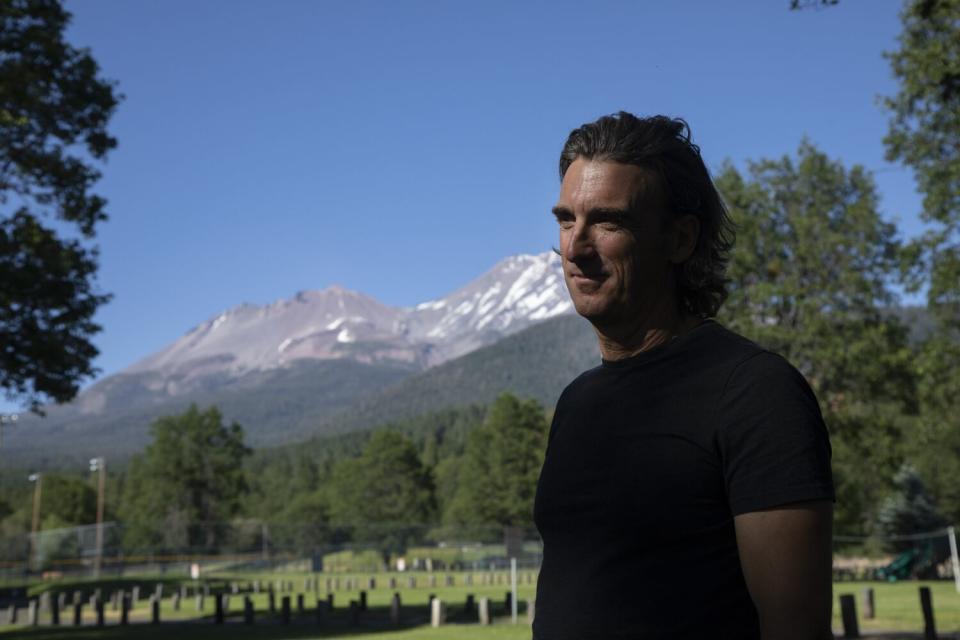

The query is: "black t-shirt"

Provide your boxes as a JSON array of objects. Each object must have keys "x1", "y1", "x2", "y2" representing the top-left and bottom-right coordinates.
[{"x1": 532, "y1": 320, "x2": 834, "y2": 640}]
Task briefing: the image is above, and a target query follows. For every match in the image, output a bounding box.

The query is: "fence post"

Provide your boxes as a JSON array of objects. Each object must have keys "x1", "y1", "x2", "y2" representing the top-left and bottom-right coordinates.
[
  {"x1": 919, "y1": 586, "x2": 936, "y2": 640},
  {"x1": 510, "y1": 557, "x2": 518, "y2": 624},
  {"x1": 28, "y1": 599, "x2": 38, "y2": 626},
  {"x1": 281, "y1": 595, "x2": 291, "y2": 625},
  {"x1": 151, "y1": 595, "x2": 160, "y2": 624},
  {"x1": 390, "y1": 592, "x2": 401, "y2": 625},
  {"x1": 297, "y1": 593, "x2": 304, "y2": 615},
  {"x1": 51, "y1": 592, "x2": 60, "y2": 625},
  {"x1": 431, "y1": 598, "x2": 446, "y2": 627},
  {"x1": 948, "y1": 526, "x2": 960, "y2": 594},
  {"x1": 315, "y1": 599, "x2": 325, "y2": 625},
  {"x1": 839, "y1": 594, "x2": 859, "y2": 638},
  {"x1": 861, "y1": 587, "x2": 874, "y2": 619},
  {"x1": 72, "y1": 601, "x2": 83, "y2": 626},
  {"x1": 214, "y1": 593, "x2": 224, "y2": 624},
  {"x1": 478, "y1": 596, "x2": 491, "y2": 625},
  {"x1": 95, "y1": 597, "x2": 104, "y2": 626},
  {"x1": 120, "y1": 592, "x2": 129, "y2": 625},
  {"x1": 359, "y1": 590, "x2": 368, "y2": 611},
  {"x1": 244, "y1": 595, "x2": 254, "y2": 625}
]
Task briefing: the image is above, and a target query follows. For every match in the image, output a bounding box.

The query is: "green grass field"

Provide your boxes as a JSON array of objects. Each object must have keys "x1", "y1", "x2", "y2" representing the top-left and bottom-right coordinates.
[{"x1": 1, "y1": 571, "x2": 958, "y2": 639}]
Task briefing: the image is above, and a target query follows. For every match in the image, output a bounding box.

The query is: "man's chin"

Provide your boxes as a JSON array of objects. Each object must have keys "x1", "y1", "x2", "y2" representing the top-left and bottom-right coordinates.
[{"x1": 571, "y1": 298, "x2": 614, "y2": 323}]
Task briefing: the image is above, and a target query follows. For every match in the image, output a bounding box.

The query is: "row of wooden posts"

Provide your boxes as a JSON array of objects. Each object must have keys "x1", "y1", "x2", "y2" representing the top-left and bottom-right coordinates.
[
  {"x1": 5, "y1": 579, "x2": 534, "y2": 628},
  {"x1": 837, "y1": 586, "x2": 939, "y2": 640}
]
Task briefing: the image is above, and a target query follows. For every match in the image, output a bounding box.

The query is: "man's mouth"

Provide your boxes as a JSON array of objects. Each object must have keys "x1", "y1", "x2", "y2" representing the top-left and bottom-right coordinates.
[{"x1": 569, "y1": 272, "x2": 607, "y2": 289}]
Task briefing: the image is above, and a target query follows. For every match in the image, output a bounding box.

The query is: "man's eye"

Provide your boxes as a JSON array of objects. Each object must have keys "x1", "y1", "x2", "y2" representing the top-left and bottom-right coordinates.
[{"x1": 557, "y1": 219, "x2": 574, "y2": 229}]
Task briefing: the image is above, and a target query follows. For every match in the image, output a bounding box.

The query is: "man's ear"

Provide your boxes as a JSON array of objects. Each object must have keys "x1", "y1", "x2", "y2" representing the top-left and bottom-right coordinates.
[{"x1": 670, "y1": 214, "x2": 700, "y2": 264}]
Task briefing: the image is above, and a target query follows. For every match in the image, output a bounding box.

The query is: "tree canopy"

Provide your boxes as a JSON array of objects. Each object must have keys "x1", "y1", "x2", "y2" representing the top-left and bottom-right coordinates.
[
  {"x1": 0, "y1": 0, "x2": 120, "y2": 411},
  {"x1": 716, "y1": 142, "x2": 917, "y2": 533},
  {"x1": 444, "y1": 393, "x2": 547, "y2": 532},
  {"x1": 120, "y1": 405, "x2": 250, "y2": 552},
  {"x1": 882, "y1": 0, "x2": 960, "y2": 526},
  {"x1": 326, "y1": 429, "x2": 435, "y2": 557}
]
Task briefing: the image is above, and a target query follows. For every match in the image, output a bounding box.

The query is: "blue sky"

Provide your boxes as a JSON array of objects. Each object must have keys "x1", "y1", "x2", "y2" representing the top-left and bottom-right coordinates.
[{"x1": 6, "y1": 0, "x2": 925, "y2": 411}]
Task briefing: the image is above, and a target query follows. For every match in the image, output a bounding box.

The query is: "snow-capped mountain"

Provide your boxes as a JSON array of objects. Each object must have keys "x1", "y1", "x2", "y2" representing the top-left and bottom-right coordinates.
[{"x1": 122, "y1": 251, "x2": 572, "y2": 393}]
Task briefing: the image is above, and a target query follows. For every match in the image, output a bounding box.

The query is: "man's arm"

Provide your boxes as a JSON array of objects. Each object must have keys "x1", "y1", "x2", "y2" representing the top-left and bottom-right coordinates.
[{"x1": 734, "y1": 500, "x2": 834, "y2": 640}]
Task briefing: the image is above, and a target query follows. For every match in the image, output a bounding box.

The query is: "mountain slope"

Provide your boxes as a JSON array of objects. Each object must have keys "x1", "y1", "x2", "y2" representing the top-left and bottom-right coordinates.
[{"x1": 319, "y1": 313, "x2": 600, "y2": 435}]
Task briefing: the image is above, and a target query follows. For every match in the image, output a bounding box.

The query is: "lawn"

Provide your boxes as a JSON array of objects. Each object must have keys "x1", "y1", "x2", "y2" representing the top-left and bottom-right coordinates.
[{"x1": 1, "y1": 572, "x2": 958, "y2": 639}]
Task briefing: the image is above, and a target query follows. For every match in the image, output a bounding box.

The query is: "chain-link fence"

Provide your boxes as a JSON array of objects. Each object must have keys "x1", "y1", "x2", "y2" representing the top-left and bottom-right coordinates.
[{"x1": 0, "y1": 521, "x2": 543, "y2": 582}]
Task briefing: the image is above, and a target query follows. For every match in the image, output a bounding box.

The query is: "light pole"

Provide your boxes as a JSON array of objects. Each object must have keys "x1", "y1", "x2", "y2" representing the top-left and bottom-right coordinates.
[
  {"x1": 28, "y1": 472, "x2": 42, "y2": 572},
  {"x1": 89, "y1": 457, "x2": 105, "y2": 578}
]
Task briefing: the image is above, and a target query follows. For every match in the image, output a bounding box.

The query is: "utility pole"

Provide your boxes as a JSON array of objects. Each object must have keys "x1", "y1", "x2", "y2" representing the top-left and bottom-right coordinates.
[
  {"x1": 90, "y1": 457, "x2": 105, "y2": 578},
  {"x1": 28, "y1": 472, "x2": 42, "y2": 572}
]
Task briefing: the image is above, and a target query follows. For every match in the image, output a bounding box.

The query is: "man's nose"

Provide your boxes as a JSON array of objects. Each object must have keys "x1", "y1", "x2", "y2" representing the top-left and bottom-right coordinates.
[{"x1": 562, "y1": 221, "x2": 595, "y2": 262}]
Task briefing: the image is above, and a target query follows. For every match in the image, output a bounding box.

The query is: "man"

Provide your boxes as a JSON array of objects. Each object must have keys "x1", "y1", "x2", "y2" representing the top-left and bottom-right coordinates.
[{"x1": 533, "y1": 112, "x2": 834, "y2": 639}]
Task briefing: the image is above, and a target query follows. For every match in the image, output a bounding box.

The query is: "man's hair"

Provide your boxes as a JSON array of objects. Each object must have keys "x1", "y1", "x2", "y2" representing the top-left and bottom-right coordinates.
[{"x1": 559, "y1": 112, "x2": 735, "y2": 318}]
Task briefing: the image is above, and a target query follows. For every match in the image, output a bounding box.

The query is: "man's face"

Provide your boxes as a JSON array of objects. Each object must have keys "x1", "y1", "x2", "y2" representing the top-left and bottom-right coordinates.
[{"x1": 553, "y1": 157, "x2": 676, "y2": 326}]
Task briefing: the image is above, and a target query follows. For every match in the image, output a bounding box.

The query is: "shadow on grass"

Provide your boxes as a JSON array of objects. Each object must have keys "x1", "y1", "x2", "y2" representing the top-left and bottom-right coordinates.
[{"x1": 1, "y1": 602, "x2": 525, "y2": 639}]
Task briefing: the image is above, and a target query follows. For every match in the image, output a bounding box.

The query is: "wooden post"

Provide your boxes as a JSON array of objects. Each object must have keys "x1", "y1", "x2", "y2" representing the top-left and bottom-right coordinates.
[
  {"x1": 445, "y1": 574, "x2": 454, "y2": 586},
  {"x1": 281, "y1": 595, "x2": 291, "y2": 625},
  {"x1": 478, "y1": 596, "x2": 491, "y2": 625},
  {"x1": 505, "y1": 590, "x2": 513, "y2": 614},
  {"x1": 244, "y1": 596, "x2": 254, "y2": 624},
  {"x1": 349, "y1": 599, "x2": 360, "y2": 625},
  {"x1": 861, "y1": 587, "x2": 875, "y2": 619},
  {"x1": 131, "y1": 585, "x2": 139, "y2": 606},
  {"x1": 327, "y1": 592, "x2": 334, "y2": 609},
  {"x1": 214, "y1": 593, "x2": 224, "y2": 624},
  {"x1": 465, "y1": 593, "x2": 475, "y2": 613},
  {"x1": 172, "y1": 591, "x2": 180, "y2": 611},
  {"x1": 390, "y1": 592, "x2": 401, "y2": 625},
  {"x1": 73, "y1": 601, "x2": 83, "y2": 626},
  {"x1": 315, "y1": 599, "x2": 325, "y2": 625},
  {"x1": 95, "y1": 597, "x2": 104, "y2": 626},
  {"x1": 28, "y1": 599, "x2": 38, "y2": 626},
  {"x1": 389, "y1": 576, "x2": 397, "y2": 589},
  {"x1": 120, "y1": 593, "x2": 129, "y2": 625},
  {"x1": 196, "y1": 593, "x2": 204, "y2": 612},
  {"x1": 465, "y1": 573, "x2": 473, "y2": 586},
  {"x1": 151, "y1": 595, "x2": 160, "y2": 624},
  {"x1": 5, "y1": 604, "x2": 15, "y2": 625},
  {"x1": 407, "y1": 576, "x2": 416, "y2": 589},
  {"x1": 431, "y1": 598, "x2": 446, "y2": 627},
  {"x1": 359, "y1": 590, "x2": 368, "y2": 611},
  {"x1": 51, "y1": 592, "x2": 60, "y2": 625},
  {"x1": 297, "y1": 593, "x2": 304, "y2": 615},
  {"x1": 919, "y1": 586, "x2": 936, "y2": 640},
  {"x1": 839, "y1": 594, "x2": 859, "y2": 638},
  {"x1": 268, "y1": 590, "x2": 275, "y2": 616}
]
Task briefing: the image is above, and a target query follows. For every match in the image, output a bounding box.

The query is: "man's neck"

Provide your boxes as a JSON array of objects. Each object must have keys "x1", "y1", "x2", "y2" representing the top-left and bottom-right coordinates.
[{"x1": 594, "y1": 307, "x2": 701, "y2": 362}]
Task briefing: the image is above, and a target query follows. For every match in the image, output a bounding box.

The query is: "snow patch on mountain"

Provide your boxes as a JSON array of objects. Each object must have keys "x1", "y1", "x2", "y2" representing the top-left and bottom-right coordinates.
[{"x1": 123, "y1": 251, "x2": 572, "y2": 389}]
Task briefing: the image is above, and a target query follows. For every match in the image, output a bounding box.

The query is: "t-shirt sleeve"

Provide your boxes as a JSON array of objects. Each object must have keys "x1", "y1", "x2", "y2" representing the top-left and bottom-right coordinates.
[{"x1": 716, "y1": 351, "x2": 835, "y2": 516}]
